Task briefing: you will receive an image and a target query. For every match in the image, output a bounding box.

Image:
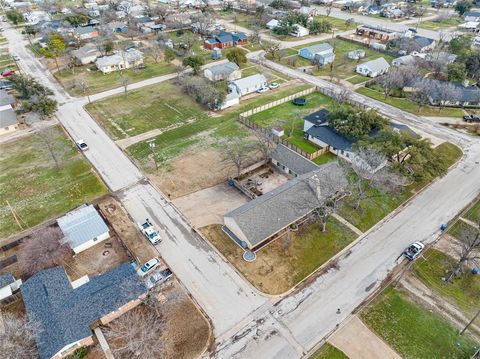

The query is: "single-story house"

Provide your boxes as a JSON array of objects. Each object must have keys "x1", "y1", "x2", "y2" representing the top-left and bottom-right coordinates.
[
  {"x1": 224, "y1": 161, "x2": 346, "y2": 250},
  {"x1": 426, "y1": 80, "x2": 480, "y2": 108},
  {"x1": 0, "y1": 89, "x2": 18, "y2": 135},
  {"x1": 356, "y1": 24, "x2": 398, "y2": 42},
  {"x1": 95, "y1": 49, "x2": 144, "y2": 74},
  {"x1": 271, "y1": 144, "x2": 319, "y2": 177},
  {"x1": 57, "y1": 204, "x2": 110, "y2": 254},
  {"x1": 347, "y1": 49, "x2": 366, "y2": 60},
  {"x1": 107, "y1": 21, "x2": 128, "y2": 33},
  {"x1": 71, "y1": 44, "x2": 101, "y2": 65},
  {"x1": 425, "y1": 51, "x2": 457, "y2": 64},
  {"x1": 298, "y1": 43, "x2": 335, "y2": 65},
  {"x1": 290, "y1": 24, "x2": 309, "y2": 37},
  {"x1": 21, "y1": 263, "x2": 147, "y2": 359},
  {"x1": 464, "y1": 10, "x2": 480, "y2": 22},
  {"x1": 266, "y1": 19, "x2": 280, "y2": 30},
  {"x1": 74, "y1": 26, "x2": 99, "y2": 40},
  {"x1": 204, "y1": 31, "x2": 248, "y2": 50},
  {"x1": 356, "y1": 57, "x2": 390, "y2": 77},
  {"x1": 392, "y1": 54, "x2": 417, "y2": 66},
  {"x1": 23, "y1": 11, "x2": 50, "y2": 25},
  {"x1": 0, "y1": 273, "x2": 22, "y2": 301},
  {"x1": 204, "y1": 61, "x2": 241, "y2": 82},
  {"x1": 412, "y1": 35, "x2": 436, "y2": 53},
  {"x1": 220, "y1": 90, "x2": 241, "y2": 110},
  {"x1": 230, "y1": 74, "x2": 268, "y2": 96}
]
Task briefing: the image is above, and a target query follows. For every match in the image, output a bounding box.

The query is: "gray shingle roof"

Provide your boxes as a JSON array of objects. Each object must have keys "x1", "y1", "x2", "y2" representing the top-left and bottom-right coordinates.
[
  {"x1": 21, "y1": 263, "x2": 147, "y2": 359},
  {"x1": 358, "y1": 57, "x2": 390, "y2": 73},
  {"x1": 0, "y1": 89, "x2": 16, "y2": 106},
  {"x1": 304, "y1": 108, "x2": 330, "y2": 126},
  {"x1": 57, "y1": 205, "x2": 109, "y2": 249},
  {"x1": 207, "y1": 61, "x2": 239, "y2": 76},
  {"x1": 301, "y1": 43, "x2": 333, "y2": 55},
  {"x1": 0, "y1": 273, "x2": 14, "y2": 288},
  {"x1": 307, "y1": 125, "x2": 353, "y2": 150},
  {"x1": 71, "y1": 43, "x2": 99, "y2": 60},
  {"x1": 413, "y1": 35, "x2": 435, "y2": 49},
  {"x1": 225, "y1": 162, "x2": 345, "y2": 248},
  {"x1": 0, "y1": 107, "x2": 18, "y2": 127},
  {"x1": 271, "y1": 144, "x2": 318, "y2": 175}
]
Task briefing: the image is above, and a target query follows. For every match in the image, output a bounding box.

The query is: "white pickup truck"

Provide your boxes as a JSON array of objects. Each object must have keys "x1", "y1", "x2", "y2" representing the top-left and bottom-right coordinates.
[{"x1": 138, "y1": 219, "x2": 161, "y2": 245}]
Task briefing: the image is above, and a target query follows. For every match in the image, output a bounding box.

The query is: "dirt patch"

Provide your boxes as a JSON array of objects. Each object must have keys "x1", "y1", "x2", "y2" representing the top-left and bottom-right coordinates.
[
  {"x1": 64, "y1": 235, "x2": 131, "y2": 281},
  {"x1": 105, "y1": 282, "x2": 210, "y2": 359},
  {"x1": 329, "y1": 316, "x2": 401, "y2": 359},
  {"x1": 151, "y1": 147, "x2": 236, "y2": 199},
  {"x1": 99, "y1": 197, "x2": 157, "y2": 264},
  {"x1": 0, "y1": 296, "x2": 26, "y2": 317},
  {"x1": 173, "y1": 183, "x2": 249, "y2": 228}
]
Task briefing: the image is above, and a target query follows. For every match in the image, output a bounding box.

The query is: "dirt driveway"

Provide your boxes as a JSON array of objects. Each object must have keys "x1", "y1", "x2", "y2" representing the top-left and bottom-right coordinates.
[
  {"x1": 329, "y1": 315, "x2": 401, "y2": 359},
  {"x1": 173, "y1": 183, "x2": 249, "y2": 228}
]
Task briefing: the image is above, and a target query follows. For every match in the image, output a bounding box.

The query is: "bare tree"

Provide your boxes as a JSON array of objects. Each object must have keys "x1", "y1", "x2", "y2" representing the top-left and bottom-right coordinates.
[
  {"x1": 262, "y1": 41, "x2": 281, "y2": 60},
  {"x1": 146, "y1": 41, "x2": 164, "y2": 64},
  {"x1": 118, "y1": 73, "x2": 130, "y2": 96},
  {"x1": 446, "y1": 224, "x2": 480, "y2": 282},
  {"x1": 434, "y1": 81, "x2": 461, "y2": 110},
  {"x1": 326, "y1": 3, "x2": 333, "y2": 16},
  {"x1": 0, "y1": 313, "x2": 39, "y2": 359},
  {"x1": 410, "y1": 79, "x2": 433, "y2": 110},
  {"x1": 18, "y1": 226, "x2": 72, "y2": 277},
  {"x1": 252, "y1": 128, "x2": 276, "y2": 163},
  {"x1": 221, "y1": 137, "x2": 255, "y2": 178},
  {"x1": 349, "y1": 148, "x2": 407, "y2": 210},
  {"x1": 36, "y1": 127, "x2": 65, "y2": 170},
  {"x1": 103, "y1": 302, "x2": 166, "y2": 359},
  {"x1": 377, "y1": 67, "x2": 405, "y2": 99}
]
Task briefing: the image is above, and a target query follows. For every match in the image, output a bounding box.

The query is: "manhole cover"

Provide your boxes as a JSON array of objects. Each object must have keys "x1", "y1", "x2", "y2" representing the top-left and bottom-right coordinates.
[{"x1": 243, "y1": 251, "x2": 256, "y2": 262}]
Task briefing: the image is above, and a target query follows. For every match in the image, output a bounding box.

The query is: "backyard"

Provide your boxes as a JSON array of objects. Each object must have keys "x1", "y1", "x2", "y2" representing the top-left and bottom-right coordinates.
[
  {"x1": 357, "y1": 87, "x2": 465, "y2": 118},
  {"x1": 361, "y1": 287, "x2": 478, "y2": 359},
  {"x1": 418, "y1": 17, "x2": 462, "y2": 31},
  {"x1": 0, "y1": 126, "x2": 108, "y2": 238},
  {"x1": 201, "y1": 217, "x2": 357, "y2": 294}
]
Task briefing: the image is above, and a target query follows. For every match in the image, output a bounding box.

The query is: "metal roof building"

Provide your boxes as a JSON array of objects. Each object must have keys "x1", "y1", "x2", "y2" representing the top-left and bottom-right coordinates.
[{"x1": 57, "y1": 205, "x2": 110, "y2": 254}]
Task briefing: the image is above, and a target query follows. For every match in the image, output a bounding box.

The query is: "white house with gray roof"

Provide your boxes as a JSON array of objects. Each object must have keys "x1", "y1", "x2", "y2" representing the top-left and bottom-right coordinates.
[
  {"x1": 230, "y1": 74, "x2": 268, "y2": 96},
  {"x1": 271, "y1": 144, "x2": 319, "y2": 177},
  {"x1": 224, "y1": 162, "x2": 346, "y2": 250},
  {"x1": 71, "y1": 43, "x2": 101, "y2": 65},
  {"x1": 95, "y1": 49, "x2": 144, "y2": 74},
  {"x1": 299, "y1": 43, "x2": 335, "y2": 65},
  {"x1": 204, "y1": 61, "x2": 241, "y2": 82},
  {"x1": 356, "y1": 57, "x2": 390, "y2": 77},
  {"x1": 57, "y1": 204, "x2": 109, "y2": 254}
]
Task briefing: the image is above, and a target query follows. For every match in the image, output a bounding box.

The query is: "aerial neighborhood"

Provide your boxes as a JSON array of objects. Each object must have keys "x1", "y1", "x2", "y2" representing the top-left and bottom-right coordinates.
[{"x1": 0, "y1": 0, "x2": 480, "y2": 358}]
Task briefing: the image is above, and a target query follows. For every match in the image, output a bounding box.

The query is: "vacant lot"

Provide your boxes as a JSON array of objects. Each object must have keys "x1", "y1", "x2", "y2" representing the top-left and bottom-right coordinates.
[
  {"x1": 414, "y1": 248, "x2": 480, "y2": 325},
  {"x1": 419, "y1": 17, "x2": 462, "y2": 30},
  {"x1": 55, "y1": 58, "x2": 176, "y2": 96},
  {"x1": 0, "y1": 126, "x2": 108, "y2": 238},
  {"x1": 361, "y1": 287, "x2": 477, "y2": 359},
  {"x1": 202, "y1": 217, "x2": 357, "y2": 294},
  {"x1": 314, "y1": 15, "x2": 358, "y2": 32},
  {"x1": 357, "y1": 87, "x2": 465, "y2": 118}
]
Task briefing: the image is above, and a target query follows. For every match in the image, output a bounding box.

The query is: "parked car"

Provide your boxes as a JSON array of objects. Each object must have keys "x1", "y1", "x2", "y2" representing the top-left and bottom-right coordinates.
[
  {"x1": 1, "y1": 69, "x2": 15, "y2": 77},
  {"x1": 145, "y1": 268, "x2": 173, "y2": 289},
  {"x1": 403, "y1": 241, "x2": 425, "y2": 261},
  {"x1": 257, "y1": 86, "x2": 269, "y2": 94},
  {"x1": 137, "y1": 258, "x2": 160, "y2": 277},
  {"x1": 11, "y1": 54, "x2": 20, "y2": 61},
  {"x1": 0, "y1": 80, "x2": 12, "y2": 90},
  {"x1": 75, "y1": 139, "x2": 89, "y2": 151},
  {"x1": 463, "y1": 114, "x2": 480, "y2": 123},
  {"x1": 138, "y1": 219, "x2": 161, "y2": 244},
  {"x1": 269, "y1": 82, "x2": 279, "y2": 89}
]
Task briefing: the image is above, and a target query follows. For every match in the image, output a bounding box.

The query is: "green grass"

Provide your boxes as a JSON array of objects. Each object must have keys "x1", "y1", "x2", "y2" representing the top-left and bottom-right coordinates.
[
  {"x1": 361, "y1": 287, "x2": 478, "y2": 359},
  {"x1": 418, "y1": 17, "x2": 462, "y2": 30},
  {"x1": 0, "y1": 126, "x2": 108, "y2": 238},
  {"x1": 314, "y1": 15, "x2": 358, "y2": 32},
  {"x1": 448, "y1": 219, "x2": 478, "y2": 240},
  {"x1": 435, "y1": 142, "x2": 463, "y2": 167},
  {"x1": 464, "y1": 198, "x2": 480, "y2": 223},
  {"x1": 357, "y1": 87, "x2": 465, "y2": 118},
  {"x1": 55, "y1": 59, "x2": 176, "y2": 96},
  {"x1": 310, "y1": 343, "x2": 348, "y2": 359},
  {"x1": 292, "y1": 217, "x2": 357, "y2": 283},
  {"x1": 414, "y1": 248, "x2": 480, "y2": 323},
  {"x1": 346, "y1": 74, "x2": 369, "y2": 85},
  {"x1": 312, "y1": 152, "x2": 336, "y2": 165}
]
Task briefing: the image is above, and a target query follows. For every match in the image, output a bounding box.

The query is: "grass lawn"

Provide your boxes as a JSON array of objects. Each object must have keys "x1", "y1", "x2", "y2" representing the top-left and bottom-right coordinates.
[
  {"x1": 356, "y1": 87, "x2": 465, "y2": 118},
  {"x1": 310, "y1": 343, "x2": 348, "y2": 359},
  {"x1": 201, "y1": 217, "x2": 357, "y2": 294},
  {"x1": 312, "y1": 152, "x2": 336, "y2": 165},
  {"x1": 123, "y1": 82, "x2": 312, "y2": 169},
  {"x1": 55, "y1": 59, "x2": 176, "y2": 96},
  {"x1": 346, "y1": 74, "x2": 369, "y2": 85},
  {"x1": 361, "y1": 287, "x2": 478, "y2": 359},
  {"x1": 248, "y1": 91, "x2": 334, "y2": 153},
  {"x1": 414, "y1": 248, "x2": 480, "y2": 324},
  {"x1": 0, "y1": 126, "x2": 108, "y2": 238},
  {"x1": 464, "y1": 198, "x2": 480, "y2": 223},
  {"x1": 418, "y1": 17, "x2": 462, "y2": 30},
  {"x1": 314, "y1": 15, "x2": 358, "y2": 32},
  {"x1": 448, "y1": 219, "x2": 479, "y2": 241}
]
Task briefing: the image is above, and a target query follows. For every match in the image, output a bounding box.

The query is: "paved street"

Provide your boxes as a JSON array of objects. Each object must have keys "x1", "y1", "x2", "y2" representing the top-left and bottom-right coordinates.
[{"x1": 3, "y1": 16, "x2": 480, "y2": 359}]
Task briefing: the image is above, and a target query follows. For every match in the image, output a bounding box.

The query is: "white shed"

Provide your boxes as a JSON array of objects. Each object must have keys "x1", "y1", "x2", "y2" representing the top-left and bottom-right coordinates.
[{"x1": 57, "y1": 205, "x2": 110, "y2": 254}]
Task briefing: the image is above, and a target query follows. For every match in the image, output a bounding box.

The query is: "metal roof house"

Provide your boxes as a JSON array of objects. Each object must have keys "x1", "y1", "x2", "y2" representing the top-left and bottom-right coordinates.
[
  {"x1": 204, "y1": 61, "x2": 241, "y2": 82},
  {"x1": 230, "y1": 74, "x2": 268, "y2": 96},
  {"x1": 224, "y1": 162, "x2": 346, "y2": 250},
  {"x1": 356, "y1": 57, "x2": 390, "y2": 77},
  {"x1": 21, "y1": 264, "x2": 147, "y2": 359},
  {"x1": 57, "y1": 205, "x2": 110, "y2": 254},
  {"x1": 299, "y1": 43, "x2": 335, "y2": 65}
]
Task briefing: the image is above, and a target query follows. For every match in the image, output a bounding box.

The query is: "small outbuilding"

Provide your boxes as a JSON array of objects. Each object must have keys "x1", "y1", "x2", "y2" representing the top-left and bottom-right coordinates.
[
  {"x1": 57, "y1": 204, "x2": 110, "y2": 254},
  {"x1": 0, "y1": 273, "x2": 22, "y2": 301}
]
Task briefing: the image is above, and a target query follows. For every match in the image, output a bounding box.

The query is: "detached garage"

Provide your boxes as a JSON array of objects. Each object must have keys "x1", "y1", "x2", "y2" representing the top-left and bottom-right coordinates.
[{"x1": 58, "y1": 204, "x2": 110, "y2": 254}]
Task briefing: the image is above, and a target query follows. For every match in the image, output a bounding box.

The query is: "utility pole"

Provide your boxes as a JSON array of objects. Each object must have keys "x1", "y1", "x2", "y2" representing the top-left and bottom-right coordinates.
[
  {"x1": 460, "y1": 306, "x2": 480, "y2": 336},
  {"x1": 149, "y1": 142, "x2": 158, "y2": 170}
]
